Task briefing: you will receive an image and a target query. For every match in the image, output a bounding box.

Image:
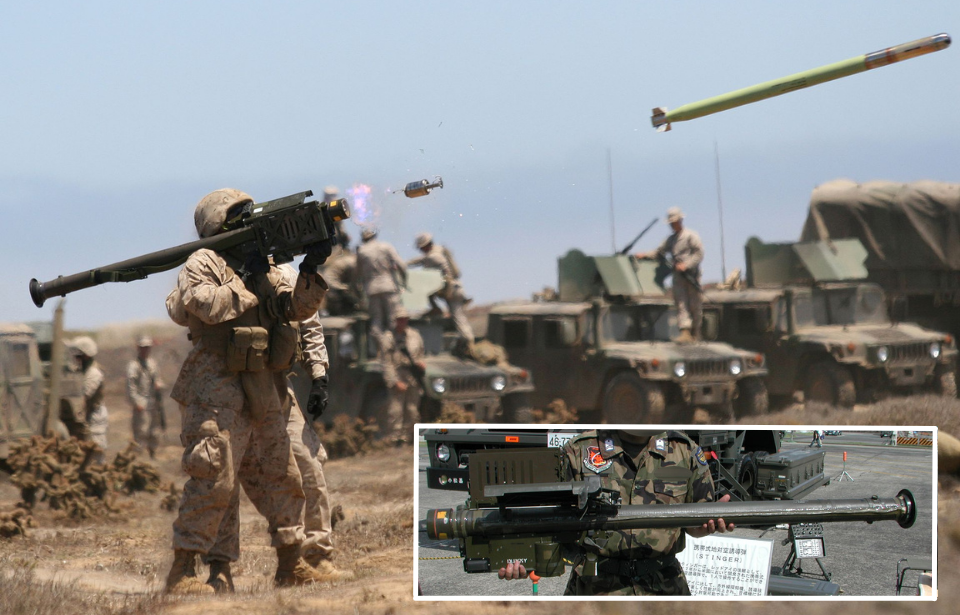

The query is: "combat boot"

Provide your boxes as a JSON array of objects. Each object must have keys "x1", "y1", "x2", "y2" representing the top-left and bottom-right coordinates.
[
  {"x1": 165, "y1": 549, "x2": 215, "y2": 595},
  {"x1": 275, "y1": 545, "x2": 336, "y2": 587},
  {"x1": 674, "y1": 329, "x2": 694, "y2": 344},
  {"x1": 206, "y1": 559, "x2": 235, "y2": 593},
  {"x1": 305, "y1": 557, "x2": 355, "y2": 583}
]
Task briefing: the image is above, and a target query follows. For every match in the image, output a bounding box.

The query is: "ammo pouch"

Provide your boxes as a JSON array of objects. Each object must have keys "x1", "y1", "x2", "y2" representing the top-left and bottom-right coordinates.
[
  {"x1": 226, "y1": 326, "x2": 270, "y2": 372},
  {"x1": 268, "y1": 321, "x2": 299, "y2": 371}
]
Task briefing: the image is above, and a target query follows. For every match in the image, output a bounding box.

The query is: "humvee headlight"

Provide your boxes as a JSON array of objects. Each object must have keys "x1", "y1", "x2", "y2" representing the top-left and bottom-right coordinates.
[
  {"x1": 673, "y1": 361, "x2": 686, "y2": 378},
  {"x1": 729, "y1": 359, "x2": 742, "y2": 376},
  {"x1": 436, "y1": 443, "x2": 451, "y2": 462},
  {"x1": 491, "y1": 375, "x2": 507, "y2": 392},
  {"x1": 431, "y1": 377, "x2": 446, "y2": 394},
  {"x1": 876, "y1": 346, "x2": 889, "y2": 363},
  {"x1": 930, "y1": 342, "x2": 941, "y2": 359}
]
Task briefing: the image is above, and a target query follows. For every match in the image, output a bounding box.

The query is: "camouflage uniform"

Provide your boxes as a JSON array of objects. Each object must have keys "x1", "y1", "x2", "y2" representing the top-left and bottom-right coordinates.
[
  {"x1": 83, "y1": 362, "x2": 108, "y2": 463},
  {"x1": 653, "y1": 226, "x2": 704, "y2": 339},
  {"x1": 206, "y1": 263, "x2": 337, "y2": 568},
  {"x1": 356, "y1": 235, "x2": 406, "y2": 352},
  {"x1": 126, "y1": 354, "x2": 164, "y2": 456},
  {"x1": 561, "y1": 430, "x2": 715, "y2": 596},
  {"x1": 381, "y1": 326, "x2": 425, "y2": 443},
  {"x1": 407, "y1": 237, "x2": 475, "y2": 344},
  {"x1": 321, "y1": 250, "x2": 359, "y2": 315},
  {"x1": 165, "y1": 246, "x2": 326, "y2": 559}
]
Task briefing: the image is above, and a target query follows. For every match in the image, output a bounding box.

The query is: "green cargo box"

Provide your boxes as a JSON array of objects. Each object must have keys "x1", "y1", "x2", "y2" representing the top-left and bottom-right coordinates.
[{"x1": 756, "y1": 448, "x2": 829, "y2": 500}]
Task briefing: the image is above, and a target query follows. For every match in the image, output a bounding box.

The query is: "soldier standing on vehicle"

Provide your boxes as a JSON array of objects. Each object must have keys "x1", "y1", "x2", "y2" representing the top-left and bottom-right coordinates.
[
  {"x1": 200, "y1": 262, "x2": 351, "y2": 592},
  {"x1": 162, "y1": 188, "x2": 332, "y2": 594},
  {"x1": 321, "y1": 231, "x2": 360, "y2": 315},
  {"x1": 355, "y1": 228, "x2": 406, "y2": 353},
  {"x1": 382, "y1": 307, "x2": 425, "y2": 446},
  {"x1": 126, "y1": 335, "x2": 164, "y2": 459},
  {"x1": 635, "y1": 208, "x2": 704, "y2": 343},
  {"x1": 499, "y1": 429, "x2": 734, "y2": 596},
  {"x1": 70, "y1": 336, "x2": 108, "y2": 464},
  {"x1": 407, "y1": 232, "x2": 475, "y2": 346}
]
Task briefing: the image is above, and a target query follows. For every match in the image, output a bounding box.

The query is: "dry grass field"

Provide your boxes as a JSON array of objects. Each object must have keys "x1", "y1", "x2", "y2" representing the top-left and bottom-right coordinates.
[{"x1": 1, "y1": 320, "x2": 958, "y2": 614}]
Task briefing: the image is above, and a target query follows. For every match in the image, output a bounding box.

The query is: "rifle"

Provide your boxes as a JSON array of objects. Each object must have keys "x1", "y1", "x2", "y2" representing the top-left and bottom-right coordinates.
[
  {"x1": 30, "y1": 191, "x2": 350, "y2": 308},
  {"x1": 154, "y1": 388, "x2": 167, "y2": 432},
  {"x1": 618, "y1": 217, "x2": 659, "y2": 255},
  {"x1": 422, "y1": 448, "x2": 916, "y2": 578},
  {"x1": 658, "y1": 253, "x2": 702, "y2": 292}
]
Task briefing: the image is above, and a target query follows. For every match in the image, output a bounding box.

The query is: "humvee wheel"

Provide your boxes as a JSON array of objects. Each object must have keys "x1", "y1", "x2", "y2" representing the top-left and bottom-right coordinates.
[
  {"x1": 735, "y1": 378, "x2": 769, "y2": 417},
  {"x1": 804, "y1": 361, "x2": 855, "y2": 408},
  {"x1": 501, "y1": 393, "x2": 533, "y2": 423},
  {"x1": 360, "y1": 384, "x2": 390, "y2": 435},
  {"x1": 602, "y1": 372, "x2": 665, "y2": 424},
  {"x1": 935, "y1": 368, "x2": 957, "y2": 398}
]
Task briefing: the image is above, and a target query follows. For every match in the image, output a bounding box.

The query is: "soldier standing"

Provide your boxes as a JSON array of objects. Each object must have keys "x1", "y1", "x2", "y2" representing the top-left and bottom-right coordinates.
[
  {"x1": 126, "y1": 335, "x2": 164, "y2": 459},
  {"x1": 381, "y1": 307, "x2": 425, "y2": 445},
  {"x1": 199, "y1": 262, "x2": 351, "y2": 592},
  {"x1": 162, "y1": 188, "x2": 332, "y2": 594},
  {"x1": 71, "y1": 336, "x2": 108, "y2": 464},
  {"x1": 321, "y1": 231, "x2": 359, "y2": 315},
  {"x1": 635, "y1": 207, "x2": 704, "y2": 343},
  {"x1": 499, "y1": 430, "x2": 733, "y2": 595},
  {"x1": 407, "y1": 232, "x2": 475, "y2": 345},
  {"x1": 355, "y1": 228, "x2": 406, "y2": 352}
]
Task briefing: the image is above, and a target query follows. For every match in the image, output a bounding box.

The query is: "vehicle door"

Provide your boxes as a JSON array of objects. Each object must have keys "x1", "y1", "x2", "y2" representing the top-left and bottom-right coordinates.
[{"x1": 0, "y1": 335, "x2": 44, "y2": 439}]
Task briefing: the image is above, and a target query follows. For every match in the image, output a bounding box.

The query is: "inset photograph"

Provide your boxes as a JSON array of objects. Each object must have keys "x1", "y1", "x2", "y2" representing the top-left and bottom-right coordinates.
[{"x1": 416, "y1": 426, "x2": 934, "y2": 599}]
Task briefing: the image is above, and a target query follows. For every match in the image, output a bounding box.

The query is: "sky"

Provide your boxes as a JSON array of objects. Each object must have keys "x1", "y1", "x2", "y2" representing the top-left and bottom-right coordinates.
[{"x1": 2, "y1": 1, "x2": 959, "y2": 329}]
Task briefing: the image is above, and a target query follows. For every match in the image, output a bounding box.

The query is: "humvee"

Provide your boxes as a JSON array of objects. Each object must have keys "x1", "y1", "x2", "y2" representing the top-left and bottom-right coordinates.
[
  {"x1": 485, "y1": 250, "x2": 769, "y2": 422},
  {"x1": 292, "y1": 269, "x2": 534, "y2": 432},
  {"x1": 422, "y1": 427, "x2": 827, "y2": 502},
  {"x1": 1, "y1": 310, "x2": 82, "y2": 466},
  {"x1": 703, "y1": 238, "x2": 957, "y2": 406}
]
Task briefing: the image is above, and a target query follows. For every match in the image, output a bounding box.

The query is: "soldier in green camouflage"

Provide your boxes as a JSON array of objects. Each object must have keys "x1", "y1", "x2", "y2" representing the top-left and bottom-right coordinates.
[{"x1": 499, "y1": 429, "x2": 733, "y2": 596}]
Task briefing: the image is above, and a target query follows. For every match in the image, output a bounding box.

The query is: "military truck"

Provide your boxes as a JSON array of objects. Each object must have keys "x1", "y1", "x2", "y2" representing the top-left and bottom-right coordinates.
[
  {"x1": 800, "y1": 179, "x2": 960, "y2": 350},
  {"x1": 292, "y1": 269, "x2": 534, "y2": 433},
  {"x1": 423, "y1": 428, "x2": 827, "y2": 502},
  {"x1": 1, "y1": 310, "x2": 81, "y2": 468},
  {"x1": 703, "y1": 237, "x2": 957, "y2": 406},
  {"x1": 484, "y1": 250, "x2": 769, "y2": 423}
]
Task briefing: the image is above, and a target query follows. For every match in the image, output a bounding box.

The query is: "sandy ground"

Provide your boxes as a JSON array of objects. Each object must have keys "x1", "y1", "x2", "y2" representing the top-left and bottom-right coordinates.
[{"x1": 1, "y1": 321, "x2": 959, "y2": 614}]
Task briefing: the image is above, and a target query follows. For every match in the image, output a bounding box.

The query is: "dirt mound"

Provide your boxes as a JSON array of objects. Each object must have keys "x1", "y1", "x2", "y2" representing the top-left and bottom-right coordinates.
[
  {"x1": 531, "y1": 398, "x2": 579, "y2": 423},
  {"x1": 5, "y1": 436, "x2": 164, "y2": 523},
  {"x1": 0, "y1": 505, "x2": 34, "y2": 538},
  {"x1": 317, "y1": 415, "x2": 385, "y2": 459}
]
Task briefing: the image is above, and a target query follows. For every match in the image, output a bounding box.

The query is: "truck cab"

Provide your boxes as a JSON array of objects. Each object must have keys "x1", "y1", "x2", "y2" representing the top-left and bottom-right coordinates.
[
  {"x1": 486, "y1": 250, "x2": 769, "y2": 423},
  {"x1": 704, "y1": 238, "x2": 957, "y2": 406}
]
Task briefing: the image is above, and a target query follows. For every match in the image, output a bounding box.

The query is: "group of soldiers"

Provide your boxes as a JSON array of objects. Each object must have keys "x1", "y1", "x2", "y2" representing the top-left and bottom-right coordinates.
[{"x1": 319, "y1": 188, "x2": 475, "y2": 443}]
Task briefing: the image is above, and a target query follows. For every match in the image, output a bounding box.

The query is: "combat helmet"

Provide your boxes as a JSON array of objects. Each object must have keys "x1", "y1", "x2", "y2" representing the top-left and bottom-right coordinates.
[
  {"x1": 194, "y1": 189, "x2": 254, "y2": 238},
  {"x1": 71, "y1": 336, "x2": 98, "y2": 358},
  {"x1": 415, "y1": 232, "x2": 433, "y2": 249}
]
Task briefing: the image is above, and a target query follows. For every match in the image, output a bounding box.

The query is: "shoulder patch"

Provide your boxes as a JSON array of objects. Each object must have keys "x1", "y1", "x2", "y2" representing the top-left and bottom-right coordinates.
[
  {"x1": 695, "y1": 446, "x2": 708, "y2": 466},
  {"x1": 583, "y1": 446, "x2": 613, "y2": 473}
]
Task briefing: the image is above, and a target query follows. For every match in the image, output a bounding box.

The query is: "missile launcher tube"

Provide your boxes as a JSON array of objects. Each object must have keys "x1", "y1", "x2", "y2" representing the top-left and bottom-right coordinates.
[{"x1": 426, "y1": 489, "x2": 916, "y2": 540}]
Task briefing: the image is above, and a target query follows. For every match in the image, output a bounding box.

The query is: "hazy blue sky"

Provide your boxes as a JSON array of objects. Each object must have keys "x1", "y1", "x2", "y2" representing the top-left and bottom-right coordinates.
[{"x1": 2, "y1": 1, "x2": 958, "y2": 328}]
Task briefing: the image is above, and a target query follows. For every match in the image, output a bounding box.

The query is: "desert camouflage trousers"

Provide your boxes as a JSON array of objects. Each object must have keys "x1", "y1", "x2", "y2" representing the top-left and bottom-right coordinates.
[
  {"x1": 132, "y1": 404, "x2": 162, "y2": 453},
  {"x1": 564, "y1": 558, "x2": 691, "y2": 596},
  {"x1": 368, "y1": 292, "x2": 401, "y2": 353},
  {"x1": 430, "y1": 285, "x2": 474, "y2": 343},
  {"x1": 387, "y1": 382, "x2": 422, "y2": 442},
  {"x1": 206, "y1": 397, "x2": 334, "y2": 563},
  {"x1": 673, "y1": 274, "x2": 703, "y2": 338},
  {"x1": 172, "y1": 400, "x2": 305, "y2": 555},
  {"x1": 88, "y1": 405, "x2": 109, "y2": 464}
]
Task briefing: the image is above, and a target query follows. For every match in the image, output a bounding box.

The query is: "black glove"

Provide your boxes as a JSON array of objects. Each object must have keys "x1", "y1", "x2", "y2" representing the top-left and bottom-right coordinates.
[
  {"x1": 307, "y1": 375, "x2": 329, "y2": 418},
  {"x1": 300, "y1": 240, "x2": 334, "y2": 274},
  {"x1": 242, "y1": 253, "x2": 271, "y2": 279}
]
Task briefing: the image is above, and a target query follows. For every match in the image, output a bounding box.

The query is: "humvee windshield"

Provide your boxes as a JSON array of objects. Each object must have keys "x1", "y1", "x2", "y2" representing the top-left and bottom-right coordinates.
[
  {"x1": 813, "y1": 287, "x2": 889, "y2": 326},
  {"x1": 602, "y1": 304, "x2": 678, "y2": 342}
]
